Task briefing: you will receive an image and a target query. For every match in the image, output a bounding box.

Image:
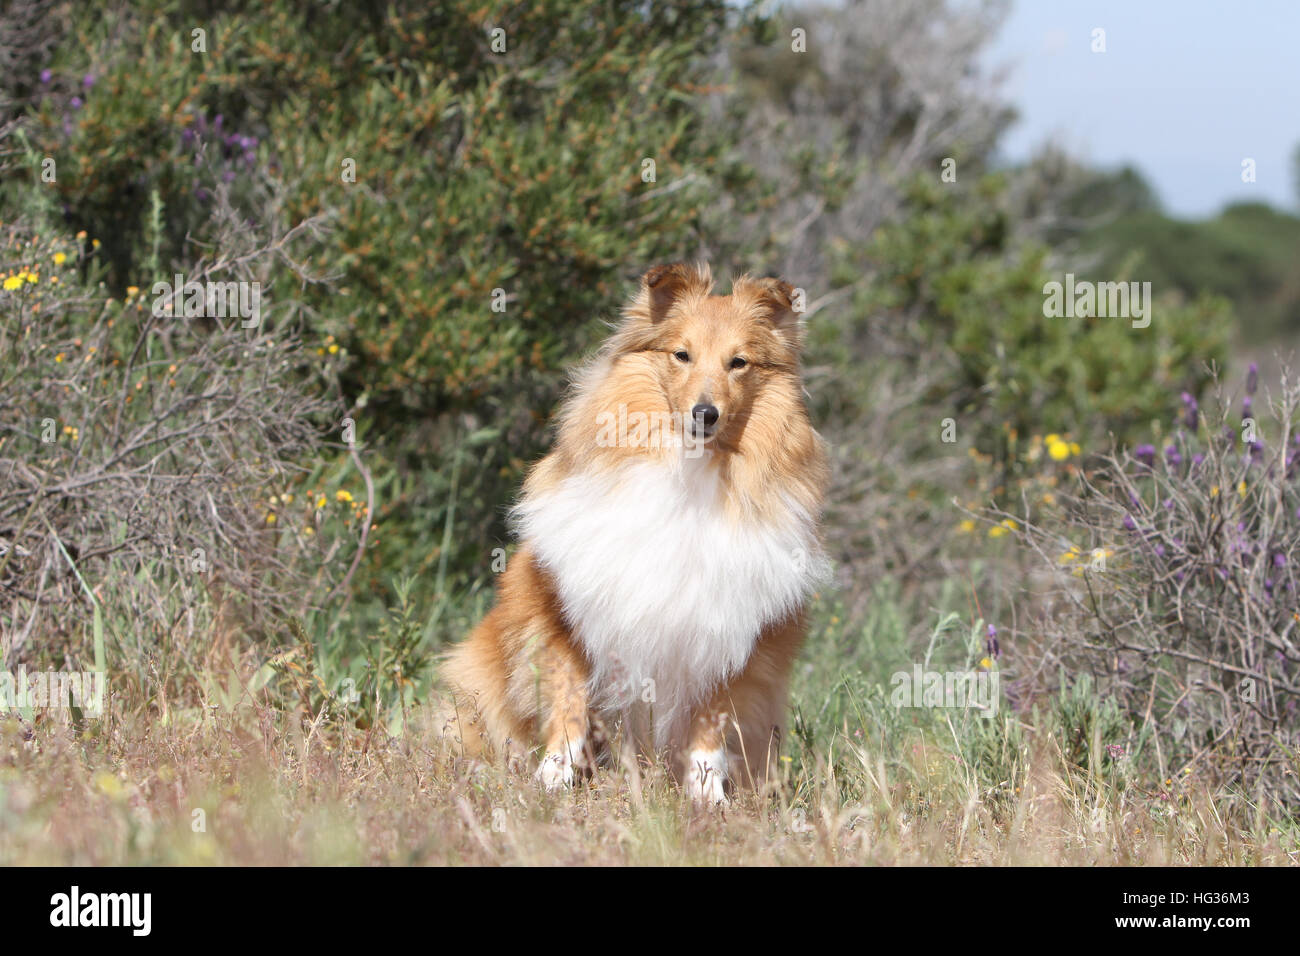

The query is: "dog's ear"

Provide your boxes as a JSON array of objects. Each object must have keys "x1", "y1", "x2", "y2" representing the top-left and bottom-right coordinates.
[
  {"x1": 733, "y1": 275, "x2": 804, "y2": 349},
  {"x1": 640, "y1": 262, "x2": 713, "y2": 322}
]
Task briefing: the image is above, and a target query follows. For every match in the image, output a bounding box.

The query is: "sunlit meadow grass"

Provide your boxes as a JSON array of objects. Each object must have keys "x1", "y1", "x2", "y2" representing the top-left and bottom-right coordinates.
[{"x1": 3, "y1": 600, "x2": 1295, "y2": 866}]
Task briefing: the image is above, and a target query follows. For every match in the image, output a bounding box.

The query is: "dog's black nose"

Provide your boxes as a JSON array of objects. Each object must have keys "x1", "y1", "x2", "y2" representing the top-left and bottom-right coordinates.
[{"x1": 691, "y1": 403, "x2": 719, "y2": 427}]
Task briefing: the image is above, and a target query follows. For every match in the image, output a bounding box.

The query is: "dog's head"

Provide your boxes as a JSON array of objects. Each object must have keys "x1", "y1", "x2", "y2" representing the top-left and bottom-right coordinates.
[{"x1": 614, "y1": 262, "x2": 805, "y2": 445}]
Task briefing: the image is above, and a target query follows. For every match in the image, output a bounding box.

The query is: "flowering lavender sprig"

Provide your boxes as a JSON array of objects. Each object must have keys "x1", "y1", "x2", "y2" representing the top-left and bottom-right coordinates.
[
  {"x1": 985, "y1": 623, "x2": 1000, "y2": 660},
  {"x1": 1181, "y1": 391, "x2": 1198, "y2": 431}
]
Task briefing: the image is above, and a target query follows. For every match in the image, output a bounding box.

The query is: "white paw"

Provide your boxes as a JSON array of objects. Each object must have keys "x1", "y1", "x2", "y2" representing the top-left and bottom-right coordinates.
[
  {"x1": 536, "y1": 738, "x2": 583, "y2": 791},
  {"x1": 685, "y1": 748, "x2": 729, "y2": 807},
  {"x1": 536, "y1": 752, "x2": 573, "y2": 790}
]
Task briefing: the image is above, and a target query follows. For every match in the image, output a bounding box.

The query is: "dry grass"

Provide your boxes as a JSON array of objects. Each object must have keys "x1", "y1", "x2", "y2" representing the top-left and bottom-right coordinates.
[{"x1": 4, "y1": 685, "x2": 1295, "y2": 866}]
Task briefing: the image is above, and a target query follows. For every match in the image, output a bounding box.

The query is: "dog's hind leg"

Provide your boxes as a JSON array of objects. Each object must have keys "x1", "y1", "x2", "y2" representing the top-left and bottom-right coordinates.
[
  {"x1": 530, "y1": 637, "x2": 592, "y2": 790},
  {"x1": 443, "y1": 545, "x2": 590, "y2": 785}
]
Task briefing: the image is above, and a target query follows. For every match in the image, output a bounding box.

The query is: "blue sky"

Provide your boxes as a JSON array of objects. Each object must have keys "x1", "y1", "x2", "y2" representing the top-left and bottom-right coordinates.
[{"x1": 986, "y1": 0, "x2": 1300, "y2": 218}]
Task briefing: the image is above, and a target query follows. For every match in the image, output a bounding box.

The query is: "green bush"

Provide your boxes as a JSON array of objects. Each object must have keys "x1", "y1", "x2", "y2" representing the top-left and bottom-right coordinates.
[
  {"x1": 23, "y1": 0, "x2": 743, "y2": 616},
  {"x1": 817, "y1": 173, "x2": 1232, "y2": 478},
  {"x1": 1083, "y1": 202, "x2": 1300, "y2": 338}
]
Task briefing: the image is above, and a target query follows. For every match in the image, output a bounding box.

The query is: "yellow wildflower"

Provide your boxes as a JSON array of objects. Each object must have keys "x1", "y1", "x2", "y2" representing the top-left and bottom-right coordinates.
[
  {"x1": 335, "y1": 489, "x2": 354, "y2": 503},
  {"x1": 93, "y1": 771, "x2": 125, "y2": 799},
  {"x1": 1048, "y1": 439, "x2": 1070, "y2": 461},
  {"x1": 52, "y1": 252, "x2": 67, "y2": 265}
]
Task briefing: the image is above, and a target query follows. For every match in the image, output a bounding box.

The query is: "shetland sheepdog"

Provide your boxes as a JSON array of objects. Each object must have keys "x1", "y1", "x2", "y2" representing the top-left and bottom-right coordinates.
[{"x1": 442, "y1": 263, "x2": 829, "y2": 805}]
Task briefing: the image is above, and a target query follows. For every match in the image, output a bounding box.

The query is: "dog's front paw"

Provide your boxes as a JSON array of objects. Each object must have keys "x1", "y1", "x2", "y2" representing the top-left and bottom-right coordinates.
[
  {"x1": 685, "y1": 749, "x2": 729, "y2": 808},
  {"x1": 536, "y1": 740, "x2": 583, "y2": 791},
  {"x1": 536, "y1": 751, "x2": 573, "y2": 790}
]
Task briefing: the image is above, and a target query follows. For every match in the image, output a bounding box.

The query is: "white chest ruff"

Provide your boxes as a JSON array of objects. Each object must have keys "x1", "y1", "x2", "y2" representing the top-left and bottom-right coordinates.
[{"x1": 514, "y1": 456, "x2": 827, "y2": 744}]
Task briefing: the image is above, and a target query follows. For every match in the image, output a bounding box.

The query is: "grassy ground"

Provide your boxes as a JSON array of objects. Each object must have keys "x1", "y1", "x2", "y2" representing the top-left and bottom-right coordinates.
[
  {"x1": 2, "y1": 700, "x2": 1292, "y2": 866},
  {"x1": 3, "y1": 592, "x2": 1296, "y2": 866}
]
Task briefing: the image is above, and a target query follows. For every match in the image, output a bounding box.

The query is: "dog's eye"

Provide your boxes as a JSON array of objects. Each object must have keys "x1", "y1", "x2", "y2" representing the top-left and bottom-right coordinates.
[
  {"x1": 730, "y1": 357, "x2": 747, "y2": 369},
  {"x1": 673, "y1": 350, "x2": 690, "y2": 363}
]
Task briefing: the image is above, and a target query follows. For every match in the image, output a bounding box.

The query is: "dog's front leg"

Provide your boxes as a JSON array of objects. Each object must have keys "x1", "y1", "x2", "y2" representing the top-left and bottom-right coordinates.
[
  {"x1": 683, "y1": 700, "x2": 732, "y2": 807},
  {"x1": 682, "y1": 614, "x2": 807, "y2": 806}
]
